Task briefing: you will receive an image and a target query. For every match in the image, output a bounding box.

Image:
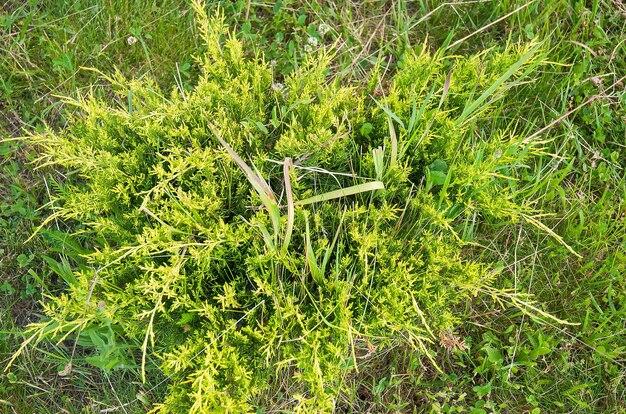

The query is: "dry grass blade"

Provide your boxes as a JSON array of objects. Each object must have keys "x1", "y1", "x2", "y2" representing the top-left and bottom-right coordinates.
[
  {"x1": 522, "y1": 73, "x2": 626, "y2": 144},
  {"x1": 209, "y1": 124, "x2": 275, "y2": 202},
  {"x1": 209, "y1": 123, "x2": 281, "y2": 239},
  {"x1": 445, "y1": 0, "x2": 538, "y2": 51},
  {"x1": 283, "y1": 157, "x2": 294, "y2": 252}
]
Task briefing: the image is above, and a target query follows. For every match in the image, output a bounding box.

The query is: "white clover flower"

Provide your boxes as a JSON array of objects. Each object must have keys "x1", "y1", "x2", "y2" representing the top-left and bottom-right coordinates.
[
  {"x1": 304, "y1": 44, "x2": 313, "y2": 53},
  {"x1": 307, "y1": 36, "x2": 319, "y2": 47},
  {"x1": 318, "y1": 23, "x2": 331, "y2": 36},
  {"x1": 271, "y1": 82, "x2": 286, "y2": 94},
  {"x1": 127, "y1": 36, "x2": 138, "y2": 46}
]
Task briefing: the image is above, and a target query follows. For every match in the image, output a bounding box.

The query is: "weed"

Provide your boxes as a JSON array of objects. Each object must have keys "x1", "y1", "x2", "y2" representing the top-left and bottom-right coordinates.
[{"x1": 1, "y1": 0, "x2": 625, "y2": 412}]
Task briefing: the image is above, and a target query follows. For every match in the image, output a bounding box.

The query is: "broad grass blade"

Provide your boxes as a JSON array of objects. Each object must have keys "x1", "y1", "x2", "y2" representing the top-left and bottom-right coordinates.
[{"x1": 295, "y1": 181, "x2": 385, "y2": 206}]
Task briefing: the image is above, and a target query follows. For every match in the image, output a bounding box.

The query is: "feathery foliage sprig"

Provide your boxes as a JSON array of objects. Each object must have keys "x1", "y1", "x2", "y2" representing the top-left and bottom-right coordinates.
[{"x1": 10, "y1": 4, "x2": 579, "y2": 412}]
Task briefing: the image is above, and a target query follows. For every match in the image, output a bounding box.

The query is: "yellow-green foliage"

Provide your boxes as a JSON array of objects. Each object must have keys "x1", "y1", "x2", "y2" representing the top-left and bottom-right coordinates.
[{"x1": 17, "y1": 8, "x2": 568, "y2": 413}]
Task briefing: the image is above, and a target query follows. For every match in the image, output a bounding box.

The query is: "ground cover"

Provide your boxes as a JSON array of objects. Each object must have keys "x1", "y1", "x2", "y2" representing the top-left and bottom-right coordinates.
[{"x1": 0, "y1": 1, "x2": 624, "y2": 413}]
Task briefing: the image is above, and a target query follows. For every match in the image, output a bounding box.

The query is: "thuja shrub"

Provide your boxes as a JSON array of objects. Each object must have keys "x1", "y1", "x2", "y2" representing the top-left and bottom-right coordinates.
[{"x1": 15, "y1": 5, "x2": 571, "y2": 413}]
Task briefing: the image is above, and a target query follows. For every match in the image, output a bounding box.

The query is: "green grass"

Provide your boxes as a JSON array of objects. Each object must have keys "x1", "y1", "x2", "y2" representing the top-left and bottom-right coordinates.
[
  {"x1": 1, "y1": 0, "x2": 625, "y2": 412},
  {"x1": 1, "y1": 1, "x2": 198, "y2": 410}
]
